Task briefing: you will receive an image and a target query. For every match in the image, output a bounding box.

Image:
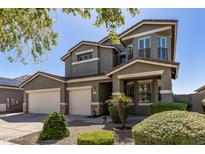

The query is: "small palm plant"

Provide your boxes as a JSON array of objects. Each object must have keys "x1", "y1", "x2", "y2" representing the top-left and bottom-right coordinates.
[{"x1": 106, "y1": 92, "x2": 132, "y2": 128}]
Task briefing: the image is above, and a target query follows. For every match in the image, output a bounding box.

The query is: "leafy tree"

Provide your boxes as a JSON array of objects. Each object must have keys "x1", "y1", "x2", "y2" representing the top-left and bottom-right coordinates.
[{"x1": 0, "y1": 8, "x2": 139, "y2": 64}]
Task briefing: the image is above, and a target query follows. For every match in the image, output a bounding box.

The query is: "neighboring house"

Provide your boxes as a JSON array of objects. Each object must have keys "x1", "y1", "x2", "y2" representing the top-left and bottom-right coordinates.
[
  {"x1": 0, "y1": 76, "x2": 29, "y2": 113},
  {"x1": 195, "y1": 85, "x2": 205, "y2": 94},
  {"x1": 19, "y1": 19, "x2": 179, "y2": 115}
]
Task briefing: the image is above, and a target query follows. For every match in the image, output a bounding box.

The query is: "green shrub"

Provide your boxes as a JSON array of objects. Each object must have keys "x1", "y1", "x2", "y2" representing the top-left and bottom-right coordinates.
[
  {"x1": 38, "y1": 112, "x2": 69, "y2": 140},
  {"x1": 77, "y1": 130, "x2": 115, "y2": 145},
  {"x1": 132, "y1": 111, "x2": 205, "y2": 145},
  {"x1": 150, "y1": 102, "x2": 187, "y2": 115},
  {"x1": 108, "y1": 105, "x2": 129, "y2": 123}
]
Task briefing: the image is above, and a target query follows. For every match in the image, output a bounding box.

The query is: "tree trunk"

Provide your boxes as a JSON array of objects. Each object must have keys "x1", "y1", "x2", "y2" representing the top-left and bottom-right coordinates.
[{"x1": 117, "y1": 103, "x2": 125, "y2": 128}]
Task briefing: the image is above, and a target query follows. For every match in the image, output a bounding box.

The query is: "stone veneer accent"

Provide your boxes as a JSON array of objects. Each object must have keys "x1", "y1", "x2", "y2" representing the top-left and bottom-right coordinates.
[
  {"x1": 60, "y1": 103, "x2": 69, "y2": 114},
  {"x1": 23, "y1": 102, "x2": 28, "y2": 113},
  {"x1": 91, "y1": 104, "x2": 104, "y2": 115}
]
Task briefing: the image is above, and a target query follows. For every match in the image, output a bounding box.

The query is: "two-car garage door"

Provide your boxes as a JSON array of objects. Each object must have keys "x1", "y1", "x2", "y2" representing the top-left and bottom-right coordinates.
[
  {"x1": 27, "y1": 87, "x2": 91, "y2": 115},
  {"x1": 28, "y1": 89, "x2": 60, "y2": 114}
]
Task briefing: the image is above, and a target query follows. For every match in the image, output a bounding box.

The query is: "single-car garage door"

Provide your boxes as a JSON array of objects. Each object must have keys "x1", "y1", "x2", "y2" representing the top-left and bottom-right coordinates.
[
  {"x1": 68, "y1": 86, "x2": 91, "y2": 115},
  {"x1": 28, "y1": 88, "x2": 60, "y2": 114}
]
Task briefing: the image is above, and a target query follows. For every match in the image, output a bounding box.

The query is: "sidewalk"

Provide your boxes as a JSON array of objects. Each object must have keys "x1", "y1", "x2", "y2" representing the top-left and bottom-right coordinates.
[{"x1": 0, "y1": 140, "x2": 18, "y2": 145}]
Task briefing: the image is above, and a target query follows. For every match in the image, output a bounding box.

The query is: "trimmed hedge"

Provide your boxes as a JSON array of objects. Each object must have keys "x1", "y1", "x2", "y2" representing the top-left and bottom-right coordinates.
[
  {"x1": 39, "y1": 112, "x2": 69, "y2": 140},
  {"x1": 150, "y1": 102, "x2": 187, "y2": 115},
  {"x1": 108, "y1": 105, "x2": 129, "y2": 123},
  {"x1": 132, "y1": 111, "x2": 205, "y2": 145},
  {"x1": 77, "y1": 130, "x2": 115, "y2": 145}
]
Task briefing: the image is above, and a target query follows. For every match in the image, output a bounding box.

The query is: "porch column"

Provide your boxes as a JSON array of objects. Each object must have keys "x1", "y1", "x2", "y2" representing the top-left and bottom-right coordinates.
[
  {"x1": 112, "y1": 75, "x2": 124, "y2": 94},
  {"x1": 23, "y1": 92, "x2": 28, "y2": 113},
  {"x1": 60, "y1": 85, "x2": 69, "y2": 114},
  {"x1": 160, "y1": 69, "x2": 173, "y2": 102},
  {"x1": 152, "y1": 78, "x2": 159, "y2": 102}
]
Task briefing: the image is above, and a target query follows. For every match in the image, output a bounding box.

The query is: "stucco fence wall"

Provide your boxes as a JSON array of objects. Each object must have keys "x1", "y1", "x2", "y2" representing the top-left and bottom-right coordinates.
[{"x1": 173, "y1": 93, "x2": 205, "y2": 114}]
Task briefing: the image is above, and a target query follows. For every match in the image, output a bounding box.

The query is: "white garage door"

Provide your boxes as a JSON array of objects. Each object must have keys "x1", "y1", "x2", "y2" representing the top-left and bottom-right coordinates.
[
  {"x1": 28, "y1": 89, "x2": 60, "y2": 114},
  {"x1": 69, "y1": 87, "x2": 91, "y2": 115}
]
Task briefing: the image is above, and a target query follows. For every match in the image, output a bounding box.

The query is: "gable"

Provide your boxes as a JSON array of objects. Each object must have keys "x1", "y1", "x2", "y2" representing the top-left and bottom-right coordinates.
[
  {"x1": 23, "y1": 75, "x2": 64, "y2": 90},
  {"x1": 111, "y1": 62, "x2": 170, "y2": 77},
  {"x1": 122, "y1": 24, "x2": 167, "y2": 39}
]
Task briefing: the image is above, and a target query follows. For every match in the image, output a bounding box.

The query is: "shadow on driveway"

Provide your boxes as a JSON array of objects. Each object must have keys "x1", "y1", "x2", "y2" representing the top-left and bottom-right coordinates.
[{"x1": 0, "y1": 113, "x2": 48, "y2": 123}]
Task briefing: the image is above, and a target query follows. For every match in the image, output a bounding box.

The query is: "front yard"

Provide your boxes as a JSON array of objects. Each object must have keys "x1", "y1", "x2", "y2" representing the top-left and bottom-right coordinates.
[{"x1": 9, "y1": 117, "x2": 144, "y2": 145}]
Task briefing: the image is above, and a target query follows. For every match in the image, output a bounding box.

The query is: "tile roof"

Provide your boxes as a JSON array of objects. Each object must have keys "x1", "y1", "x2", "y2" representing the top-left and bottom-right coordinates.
[
  {"x1": 0, "y1": 77, "x2": 22, "y2": 87},
  {"x1": 0, "y1": 75, "x2": 30, "y2": 87}
]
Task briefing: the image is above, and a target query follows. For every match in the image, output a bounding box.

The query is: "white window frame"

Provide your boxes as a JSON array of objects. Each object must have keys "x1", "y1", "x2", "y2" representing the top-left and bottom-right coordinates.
[
  {"x1": 157, "y1": 36, "x2": 167, "y2": 48},
  {"x1": 157, "y1": 36, "x2": 168, "y2": 60},
  {"x1": 138, "y1": 83, "x2": 152, "y2": 103},
  {"x1": 138, "y1": 36, "x2": 151, "y2": 49},
  {"x1": 78, "y1": 53, "x2": 93, "y2": 62}
]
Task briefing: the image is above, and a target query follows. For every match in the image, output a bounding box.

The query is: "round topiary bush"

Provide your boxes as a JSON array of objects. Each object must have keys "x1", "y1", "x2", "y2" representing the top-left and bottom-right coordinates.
[
  {"x1": 132, "y1": 111, "x2": 205, "y2": 145},
  {"x1": 77, "y1": 130, "x2": 115, "y2": 145},
  {"x1": 39, "y1": 112, "x2": 69, "y2": 140}
]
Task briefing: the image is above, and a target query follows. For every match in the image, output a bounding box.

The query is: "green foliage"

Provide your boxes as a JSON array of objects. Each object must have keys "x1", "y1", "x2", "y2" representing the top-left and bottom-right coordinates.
[
  {"x1": 0, "y1": 8, "x2": 139, "y2": 63},
  {"x1": 106, "y1": 92, "x2": 132, "y2": 127},
  {"x1": 150, "y1": 102, "x2": 187, "y2": 115},
  {"x1": 77, "y1": 130, "x2": 115, "y2": 145},
  {"x1": 108, "y1": 105, "x2": 129, "y2": 123},
  {"x1": 0, "y1": 9, "x2": 57, "y2": 64},
  {"x1": 132, "y1": 111, "x2": 205, "y2": 145},
  {"x1": 38, "y1": 112, "x2": 69, "y2": 140}
]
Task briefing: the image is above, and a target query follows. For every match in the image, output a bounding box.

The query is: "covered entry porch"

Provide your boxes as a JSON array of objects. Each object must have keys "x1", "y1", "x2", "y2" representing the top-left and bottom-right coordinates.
[{"x1": 112, "y1": 70, "x2": 173, "y2": 115}]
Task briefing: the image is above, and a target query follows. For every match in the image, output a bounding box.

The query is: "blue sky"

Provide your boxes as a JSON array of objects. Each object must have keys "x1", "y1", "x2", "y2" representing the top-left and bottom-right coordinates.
[{"x1": 0, "y1": 8, "x2": 205, "y2": 94}]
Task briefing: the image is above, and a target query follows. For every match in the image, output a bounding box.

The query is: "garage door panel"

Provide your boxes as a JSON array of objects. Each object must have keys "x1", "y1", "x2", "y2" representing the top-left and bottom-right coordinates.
[
  {"x1": 69, "y1": 89, "x2": 91, "y2": 115},
  {"x1": 28, "y1": 90, "x2": 60, "y2": 114}
]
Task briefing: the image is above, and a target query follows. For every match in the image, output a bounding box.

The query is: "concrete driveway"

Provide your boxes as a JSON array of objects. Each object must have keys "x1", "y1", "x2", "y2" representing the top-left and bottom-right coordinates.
[{"x1": 0, "y1": 113, "x2": 47, "y2": 141}]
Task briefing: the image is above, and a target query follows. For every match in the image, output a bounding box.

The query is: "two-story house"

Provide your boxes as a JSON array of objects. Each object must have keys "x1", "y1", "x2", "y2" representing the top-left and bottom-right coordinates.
[{"x1": 20, "y1": 19, "x2": 179, "y2": 115}]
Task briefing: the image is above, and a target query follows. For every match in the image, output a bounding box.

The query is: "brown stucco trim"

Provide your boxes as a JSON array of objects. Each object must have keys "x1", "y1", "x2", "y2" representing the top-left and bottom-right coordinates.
[{"x1": 19, "y1": 71, "x2": 66, "y2": 87}]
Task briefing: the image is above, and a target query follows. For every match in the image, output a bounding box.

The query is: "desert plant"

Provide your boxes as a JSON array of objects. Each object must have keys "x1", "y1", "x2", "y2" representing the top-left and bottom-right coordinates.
[
  {"x1": 108, "y1": 105, "x2": 130, "y2": 123},
  {"x1": 38, "y1": 112, "x2": 69, "y2": 140},
  {"x1": 106, "y1": 92, "x2": 132, "y2": 128},
  {"x1": 77, "y1": 130, "x2": 115, "y2": 145},
  {"x1": 132, "y1": 111, "x2": 205, "y2": 144},
  {"x1": 150, "y1": 102, "x2": 187, "y2": 115}
]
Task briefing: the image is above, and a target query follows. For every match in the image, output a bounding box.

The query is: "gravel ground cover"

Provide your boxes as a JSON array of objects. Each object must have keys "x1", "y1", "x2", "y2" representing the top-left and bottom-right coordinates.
[{"x1": 10, "y1": 119, "x2": 138, "y2": 145}]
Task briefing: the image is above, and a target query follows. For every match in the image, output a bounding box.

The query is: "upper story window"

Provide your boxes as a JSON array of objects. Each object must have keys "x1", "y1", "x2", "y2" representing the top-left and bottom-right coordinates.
[
  {"x1": 138, "y1": 37, "x2": 151, "y2": 58},
  {"x1": 120, "y1": 54, "x2": 126, "y2": 64},
  {"x1": 157, "y1": 37, "x2": 168, "y2": 60},
  {"x1": 77, "y1": 52, "x2": 92, "y2": 61},
  {"x1": 127, "y1": 44, "x2": 133, "y2": 60}
]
